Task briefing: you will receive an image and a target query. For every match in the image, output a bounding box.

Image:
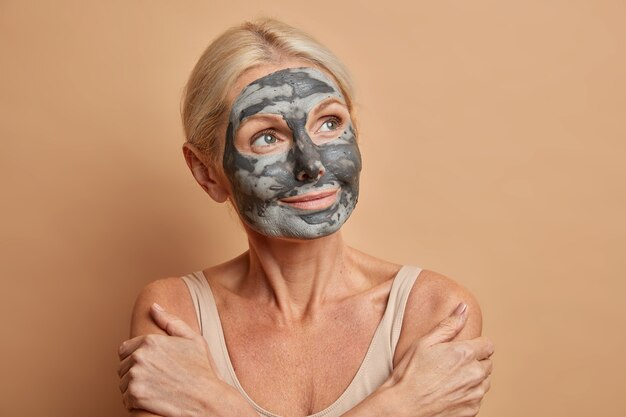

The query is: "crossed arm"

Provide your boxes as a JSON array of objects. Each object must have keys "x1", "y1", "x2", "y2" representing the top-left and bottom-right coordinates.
[{"x1": 118, "y1": 273, "x2": 493, "y2": 416}]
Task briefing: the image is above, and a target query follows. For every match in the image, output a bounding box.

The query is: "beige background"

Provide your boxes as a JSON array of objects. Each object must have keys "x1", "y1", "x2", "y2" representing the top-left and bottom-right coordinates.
[{"x1": 1, "y1": 1, "x2": 625, "y2": 416}]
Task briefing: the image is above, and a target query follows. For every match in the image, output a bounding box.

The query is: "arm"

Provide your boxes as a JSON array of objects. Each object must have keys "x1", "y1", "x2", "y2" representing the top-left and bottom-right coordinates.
[
  {"x1": 343, "y1": 270, "x2": 493, "y2": 417},
  {"x1": 118, "y1": 278, "x2": 257, "y2": 417},
  {"x1": 394, "y1": 269, "x2": 484, "y2": 363},
  {"x1": 124, "y1": 278, "x2": 198, "y2": 417}
]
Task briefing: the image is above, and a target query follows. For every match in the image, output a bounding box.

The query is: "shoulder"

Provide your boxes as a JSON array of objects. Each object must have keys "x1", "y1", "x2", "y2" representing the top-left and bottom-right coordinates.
[
  {"x1": 129, "y1": 276, "x2": 200, "y2": 337},
  {"x1": 392, "y1": 269, "x2": 483, "y2": 366}
]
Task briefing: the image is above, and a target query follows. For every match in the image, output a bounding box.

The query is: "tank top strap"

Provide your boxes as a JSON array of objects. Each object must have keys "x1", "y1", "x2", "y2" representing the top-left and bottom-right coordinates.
[
  {"x1": 336, "y1": 264, "x2": 423, "y2": 404},
  {"x1": 385, "y1": 265, "x2": 423, "y2": 356},
  {"x1": 180, "y1": 272, "x2": 236, "y2": 385}
]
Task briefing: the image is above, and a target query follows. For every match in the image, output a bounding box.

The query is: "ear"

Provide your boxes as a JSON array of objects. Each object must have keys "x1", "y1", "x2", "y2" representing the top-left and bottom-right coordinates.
[{"x1": 182, "y1": 143, "x2": 230, "y2": 203}]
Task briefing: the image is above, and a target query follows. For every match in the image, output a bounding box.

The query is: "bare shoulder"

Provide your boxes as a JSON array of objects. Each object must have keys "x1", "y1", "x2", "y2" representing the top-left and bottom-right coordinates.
[
  {"x1": 129, "y1": 276, "x2": 199, "y2": 338},
  {"x1": 392, "y1": 269, "x2": 483, "y2": 367}
]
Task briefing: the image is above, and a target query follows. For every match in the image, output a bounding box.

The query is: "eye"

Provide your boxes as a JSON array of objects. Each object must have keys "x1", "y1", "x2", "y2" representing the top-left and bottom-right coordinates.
[
  {"x1": 318, "y1": 117, "x2": 342, "y2": 133},
  {"x1": 251, "y1": 130, "x2": 279, "y2": 148}
]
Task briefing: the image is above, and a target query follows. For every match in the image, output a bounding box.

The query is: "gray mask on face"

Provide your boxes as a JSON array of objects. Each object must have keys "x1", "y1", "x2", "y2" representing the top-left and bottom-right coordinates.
[{"x1": 223, "y1": 67, "x2": 362, "y2": 239}]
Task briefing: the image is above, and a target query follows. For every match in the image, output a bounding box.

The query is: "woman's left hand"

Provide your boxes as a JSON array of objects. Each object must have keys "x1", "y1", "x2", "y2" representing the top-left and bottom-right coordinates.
[{"x1": 117, "y1": 304, "x2": 255, "y2": 416}]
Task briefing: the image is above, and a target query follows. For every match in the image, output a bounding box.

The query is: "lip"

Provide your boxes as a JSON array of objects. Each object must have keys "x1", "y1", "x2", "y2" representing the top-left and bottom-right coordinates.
[{"x1": 279, "y1": 188, "x2": 339, "y2": 211}]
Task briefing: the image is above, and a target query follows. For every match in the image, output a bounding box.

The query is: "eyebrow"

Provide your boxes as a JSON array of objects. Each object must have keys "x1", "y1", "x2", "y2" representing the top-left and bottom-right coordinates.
[
  {"x1": 237, "y1": 113, "x2": 284, "y2": 129},
  {"x1": 313, "y1": 98, "x2": 347, "y2": 113}
]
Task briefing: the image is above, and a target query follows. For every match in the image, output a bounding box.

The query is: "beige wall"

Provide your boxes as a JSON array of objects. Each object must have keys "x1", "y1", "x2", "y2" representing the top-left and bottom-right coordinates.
[{"x1": 1, "y1": 1, "x2": 625, "y2": 416}]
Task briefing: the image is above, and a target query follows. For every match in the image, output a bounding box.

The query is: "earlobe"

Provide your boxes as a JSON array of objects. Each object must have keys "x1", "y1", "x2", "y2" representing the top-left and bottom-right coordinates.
[{"x1": 182, "y1": 143, "x2": 230, "y2": 203}]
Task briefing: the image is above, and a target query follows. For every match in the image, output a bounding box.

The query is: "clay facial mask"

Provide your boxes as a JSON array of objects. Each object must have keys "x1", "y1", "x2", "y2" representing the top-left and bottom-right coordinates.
[{"x1": 223, "y1": 67, "x2": 362, "y2": 239}]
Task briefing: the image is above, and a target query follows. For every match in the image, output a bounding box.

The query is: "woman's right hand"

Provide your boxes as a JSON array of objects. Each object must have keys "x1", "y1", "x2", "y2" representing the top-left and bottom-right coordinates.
[
  {"x1": 379, "y1": 304, "x2": 494, "y2": 417},
  {"x1": 118, "y1": 303, "x2": 257, "y2": 417}
]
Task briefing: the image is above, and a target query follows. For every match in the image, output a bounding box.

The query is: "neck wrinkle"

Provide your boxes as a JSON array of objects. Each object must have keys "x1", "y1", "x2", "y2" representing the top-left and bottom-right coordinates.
[{"x1": 243, "y1": 229, "x2": 349, "y2": 324}]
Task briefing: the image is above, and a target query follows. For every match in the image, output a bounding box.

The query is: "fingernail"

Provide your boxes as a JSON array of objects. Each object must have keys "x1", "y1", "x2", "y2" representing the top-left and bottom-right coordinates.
[
  {"x1": 153, "y1": 302, "x2": 164, "y2": 311},
  {"x1": 453, "y1": 302, "x2": 467, "y2": 316}
]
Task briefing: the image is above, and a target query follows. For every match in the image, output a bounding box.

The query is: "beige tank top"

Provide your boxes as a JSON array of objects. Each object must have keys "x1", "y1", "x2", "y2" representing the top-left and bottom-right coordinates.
[{"x1": 181, "y1": 265, "x2": 422, "y2": 417}]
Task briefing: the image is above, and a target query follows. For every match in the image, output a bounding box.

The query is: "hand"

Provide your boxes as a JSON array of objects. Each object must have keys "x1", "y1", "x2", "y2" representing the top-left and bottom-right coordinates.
[
  {"x1": 381, "y1": 304, "x2": 494, "y2": 417},
  {"x1": 117, "y1": 303, "x2": 255, "y2": 416}
]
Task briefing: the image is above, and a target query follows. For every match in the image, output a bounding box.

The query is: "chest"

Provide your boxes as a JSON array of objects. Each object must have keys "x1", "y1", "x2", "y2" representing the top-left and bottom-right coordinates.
[{"x1": 217, "y1": 299, "x2": 385, "y2": 416}]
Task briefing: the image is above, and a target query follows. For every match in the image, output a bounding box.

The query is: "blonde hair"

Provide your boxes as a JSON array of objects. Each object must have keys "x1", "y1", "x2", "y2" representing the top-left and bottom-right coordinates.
[{"x1": 181, "y1": 18, "x2": 356, "y2": 166}]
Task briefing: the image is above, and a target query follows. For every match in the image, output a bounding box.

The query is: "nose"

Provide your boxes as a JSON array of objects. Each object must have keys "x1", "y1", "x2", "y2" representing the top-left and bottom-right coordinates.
[
  {"x1": 293, "y1": 129, "x2": 326, "y2": 182},
  {"x1": 296, "y1": 160, "x2": 325, "y2": 182}
]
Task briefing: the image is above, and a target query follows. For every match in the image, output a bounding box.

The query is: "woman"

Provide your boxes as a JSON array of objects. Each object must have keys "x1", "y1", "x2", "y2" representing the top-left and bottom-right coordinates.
[{"x1": 118, "y1": 18, "x2": 494, "y2": 417}]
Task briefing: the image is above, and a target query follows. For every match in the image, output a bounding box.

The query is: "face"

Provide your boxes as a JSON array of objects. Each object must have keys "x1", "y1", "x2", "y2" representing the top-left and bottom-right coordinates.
[{"x1": 222, "y1": 66, "x2": 362, "y2": 239}]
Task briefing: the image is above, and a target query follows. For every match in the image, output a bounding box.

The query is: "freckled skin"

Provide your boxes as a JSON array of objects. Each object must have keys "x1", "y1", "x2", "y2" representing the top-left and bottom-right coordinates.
[{"x1": 223, "y1": 68, "x2": 362, "y2": 239}]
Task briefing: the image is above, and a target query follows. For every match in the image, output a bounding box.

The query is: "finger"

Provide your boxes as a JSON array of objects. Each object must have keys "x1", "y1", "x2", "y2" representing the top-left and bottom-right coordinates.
[
  {"x1": 480, "y1": 358, "x2": 493, "y2": 378},
  {"x1": 461, "y1": 359, "x2": 492, "y2": 393},
  {"x1": 466, "y1": 375, "x2": 492, "y2": 402},
  {"x1": 462, "y1": 336, "x2": 495, "y2": 360},
  {"x1": 121, "y1": 391, "x2": 132, "y2": 411},
  {"x1": 119, "y1": 367, "x2": 133, "y2": 393},
  {"x1": 117, "y1": 354, "x2": 134, "y2": 378},
  {"x1": 422, "y1": 302, "x2": 468, "y2": 346},
  {"x1": 150, "y1": 303, "x2": 196, "y2": 339},
  {"x1": 118, "y1": 336, "x2": 146, "y2": 360},
  {"x1": 482, "y1": 375, "x2": 491, "y2": 394},
  {"x1": 121, "y1": 378, "x2": 147, "y2": 411}
]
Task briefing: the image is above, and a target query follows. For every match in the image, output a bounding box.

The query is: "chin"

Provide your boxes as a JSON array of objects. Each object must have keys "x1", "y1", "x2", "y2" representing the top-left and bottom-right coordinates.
[{"x1": 244, "y1": 214, "x2": 349, "y2": 241}]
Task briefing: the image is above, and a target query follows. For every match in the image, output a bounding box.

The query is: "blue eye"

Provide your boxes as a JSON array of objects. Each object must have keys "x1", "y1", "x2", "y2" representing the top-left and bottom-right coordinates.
[{"x1": 252, "y1": 132, "x2": 278, "y2": 147}]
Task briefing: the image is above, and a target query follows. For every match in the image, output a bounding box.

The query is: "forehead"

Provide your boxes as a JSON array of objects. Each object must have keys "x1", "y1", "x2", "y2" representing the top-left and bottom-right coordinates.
[{"x1": 229, "y1": 67, "x2": 344, "y2": 124}]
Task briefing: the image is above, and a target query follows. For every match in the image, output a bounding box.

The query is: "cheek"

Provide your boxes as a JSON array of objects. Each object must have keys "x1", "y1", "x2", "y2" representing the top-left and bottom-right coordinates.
[
  {"x1": 319, "y1": 143, "x2": 362, "y2": 182},
  {"x1": 229, "y1": 152, "x2": 298, "y2": 198},
  {"x1": 233, "y1": 172, "x2": 285, "y2": 199}
]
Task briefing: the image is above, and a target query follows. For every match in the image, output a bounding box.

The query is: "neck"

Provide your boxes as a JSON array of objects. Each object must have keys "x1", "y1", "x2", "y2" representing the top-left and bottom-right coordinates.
[{"x1": 241, "y1": 227, "x2": 353, "y2": 323}]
